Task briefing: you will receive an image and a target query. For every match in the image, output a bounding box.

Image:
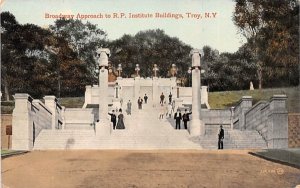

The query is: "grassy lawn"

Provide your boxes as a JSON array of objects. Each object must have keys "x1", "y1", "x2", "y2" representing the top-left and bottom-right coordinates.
[
  {"x1": 1, "y1": 150, "x2": 17, "y2": 156},
  {"x1": 250, "y1": 148, "x2": 300, "y2": 168},
  {"x1": 58, "y1": 97, "x2": 85, "y2": 108},
  {"x1": 208, "y1": 87, "x2": 300, "y2": 112}
]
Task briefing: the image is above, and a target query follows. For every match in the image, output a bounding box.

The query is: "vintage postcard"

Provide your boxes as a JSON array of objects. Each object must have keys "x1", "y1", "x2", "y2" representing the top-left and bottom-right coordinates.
[{"x1": 1, "y1": 0, "x2": 299, "y2": 187}]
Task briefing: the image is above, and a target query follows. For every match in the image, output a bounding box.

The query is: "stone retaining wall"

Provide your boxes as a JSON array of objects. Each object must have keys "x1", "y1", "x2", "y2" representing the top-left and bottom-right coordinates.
[
  {"x1": 12, "y1": 94, "x2": 63, "y2": 150},
  {"x1": 288, "y1": 113, "x2": 300, "y2": 148}
]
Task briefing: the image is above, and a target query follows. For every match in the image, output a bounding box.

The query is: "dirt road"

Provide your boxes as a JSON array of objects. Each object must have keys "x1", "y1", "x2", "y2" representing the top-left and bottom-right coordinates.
[{"x1": 2, "y1": 150, "x2": 300, "y2": 188}]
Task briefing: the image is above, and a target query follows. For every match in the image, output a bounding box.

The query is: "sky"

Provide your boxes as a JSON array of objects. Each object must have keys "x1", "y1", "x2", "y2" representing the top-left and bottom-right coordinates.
[{"x1": 1, "y1": 0, "x2": 246, "y2": 53}]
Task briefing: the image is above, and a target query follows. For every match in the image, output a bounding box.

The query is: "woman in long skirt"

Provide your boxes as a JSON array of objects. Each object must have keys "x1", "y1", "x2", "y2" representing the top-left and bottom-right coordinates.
[{"x1": 116, "y1": 109, "x2": 125, "y2": 129}]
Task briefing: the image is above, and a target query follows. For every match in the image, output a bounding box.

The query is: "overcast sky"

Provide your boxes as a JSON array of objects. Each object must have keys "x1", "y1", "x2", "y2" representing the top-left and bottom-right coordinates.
[{"x1": 2, "y1": 0, "x2": 246, "y2": 53}]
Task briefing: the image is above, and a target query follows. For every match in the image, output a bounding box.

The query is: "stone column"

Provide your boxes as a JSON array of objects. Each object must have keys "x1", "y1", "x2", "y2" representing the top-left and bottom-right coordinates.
[
  {"x1": 237, "y1": 96, "x2": 253, "y2": 130},
  {"x1": 44, "y1": 96, "x2": 57, "y2": 130},
  {"x1": 267, "y1": 95, "x2": 288, "y2": 148},
  {"x1": 83, "y1": 85, "x2": 92, "y2": 108},
  {"x1": 12, "y1": 94, "x2": 33, "y2": 150},
  {"x1": 152, "y1": 77, "x2": 158, "y2": 107},
  {"x1": 134, "y1": 77, "x2": 141, "y2": 110},
  {"x1": 96, "y1": 48, "x2": 111, "y2": 135},
  {"x1": 189, "y1": 49, "x2": 204, "y2": 136}
]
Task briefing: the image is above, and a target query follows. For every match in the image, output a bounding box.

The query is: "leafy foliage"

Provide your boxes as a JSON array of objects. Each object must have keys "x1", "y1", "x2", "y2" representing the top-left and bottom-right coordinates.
[
  {"x1": 109, "y1": 29, "x2": 192, "y2": 78},
  {"x1": 233, "y1": 0, "x2": 299, "y2": 88}
]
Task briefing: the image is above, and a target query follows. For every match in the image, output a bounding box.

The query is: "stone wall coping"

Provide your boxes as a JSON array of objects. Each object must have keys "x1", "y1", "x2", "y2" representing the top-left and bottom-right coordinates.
[
  {"x1": 270, "y1": 94, "x2": 287, "y2": 101},
  {"x1": 245, "y1": 100, "x2": 268, "y2": 116},
  {"x1": 43, "y1": 96, "x2": 63, "y2": 110},
  {"x1": 32, "y1": 99, "x2": 52, "y2": 115},
  {"x1": 13, "y1": 93, "x2": 33, "y2": 102},
  {"x1": 43, "y1": 95, "x2": 57, "y2": 100},
  {"x1": 235, "y1": 96, "x2": 253, "y2": 109}
]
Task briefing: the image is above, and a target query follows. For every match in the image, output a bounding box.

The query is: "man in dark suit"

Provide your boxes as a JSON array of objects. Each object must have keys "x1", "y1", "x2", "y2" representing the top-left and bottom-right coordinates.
[
  {"x1": 174, "y1": 109, "x2": 182, "y2": 129},
  {"x1": 182, "y1": 109, "x2": 192, "y2": 129},
  {"x1": 144, "y1": 94, "x2": 148, "y2": 104},
  {"x1": 218, "y1": 125, "x2": 224, "y2": 149},
  {"x1": 108, "y1": 110, "x2": 117, "y2": 130}
]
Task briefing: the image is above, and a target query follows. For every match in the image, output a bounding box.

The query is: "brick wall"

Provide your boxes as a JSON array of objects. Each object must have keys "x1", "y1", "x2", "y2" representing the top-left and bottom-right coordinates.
[
  {"x1": 288, "y1": 113, "x2": 300, "y2": 148},
  {"x1": 1, "y1": 114, "x2": 12, "y2": 149}
]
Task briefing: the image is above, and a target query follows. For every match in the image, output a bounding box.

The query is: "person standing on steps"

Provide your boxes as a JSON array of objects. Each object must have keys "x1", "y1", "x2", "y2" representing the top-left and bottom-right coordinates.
[
  {"x1": 144, "y1": 94, "x2": 148, "y2": 104},
  {"x1": 174, "y1": 109, "x2": 182, "y2": 129},
  {"x1": 160, "y1": 92, "x2": 165, "y2": 104},
  {"x1": 108, "y1": 110, "x2": 117, "y2": 130},
  {"x1": 167, "y1": 102, "x2": 172, "y2": 118},
  {"x1": 120, "y1": 98, "x2": 123, "y2": 107},
  {"x1": 171, "y1": 100, "x2": 175, "y2": 114},
  {"x1": 127, "y1": 100, "x2": 132, "y2": 115},
  {"x1": 138, "y1": 97, "x2": 143, "y2": 110},
  {"x1": 116, "y1": 109, "x2": 125, "y2": 129},
  {"x1": 168, "y1": 92, "x2": 172, "y2": 104},
  {"x1": 159, "y1": 103, "x2": 165, "y2": 120},
  {"x1": 182, "y1": 109, "x2": 192, "y2": 129},
  {"x1": 218, "y1": 125, "x2": 224, "y2": 149}
]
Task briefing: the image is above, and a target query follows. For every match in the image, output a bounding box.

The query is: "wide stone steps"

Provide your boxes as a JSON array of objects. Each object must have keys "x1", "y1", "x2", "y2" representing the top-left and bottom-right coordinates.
[
  {"x1": 33, "y1": 130, "x2": 201, "y2": 150},
  {"x1": 190, "y1": 129, "x2": 267, "y2": 149},
  {"x1": 33, "y1": 102, "x2": 267, "y2": 150}
]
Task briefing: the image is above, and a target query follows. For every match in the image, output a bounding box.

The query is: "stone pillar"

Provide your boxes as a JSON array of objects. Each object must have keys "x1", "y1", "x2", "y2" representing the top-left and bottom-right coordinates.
[
  {"x1": 267, "y1": 95, "x2": 288, "y2": 148},
  {"x1": 12, "y1": 94, "x2": 33, "y2": 150},
  {"x1": 152, "y1": 77, "x2": 159, "y2": 107},
  {"x1": 189, "y1": 49, "x2": 204, "y2": 136},
  {"x1": 44, "y1": 96, "x2": 58, "y2": 130},
  {"x1": 61, "y1": 106, "x2": 66, "y2": 129},
  {"x1": 96, "y1": 48, "x2": 111, "y2": 135},
  {"x1": 237, "y1": 96, "x2": 253, "y2": 130},
  {"x1": 83, "y1": 85, "x2": 92, "y2": 108},
  {"x1": 134, "y1": 77, "x2": 141, "y2": 109}
]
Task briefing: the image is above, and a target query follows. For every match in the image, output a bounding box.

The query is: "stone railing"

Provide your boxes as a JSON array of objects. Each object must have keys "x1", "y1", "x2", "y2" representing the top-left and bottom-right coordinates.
[
  {"x1": 12, "y1": 94, "x2": 64, "y2": 150},
  {"x1": 232, "y1": 96, "x2": 253, "y2": 130},
  {"x1": 235, "y1": 95, "x2": 288, "y2": 148}
]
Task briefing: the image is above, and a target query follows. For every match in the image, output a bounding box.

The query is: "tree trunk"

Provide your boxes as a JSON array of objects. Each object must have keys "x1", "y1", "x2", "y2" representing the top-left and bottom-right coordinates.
[
  {"x1": 4, "y1": 78, "x2": 10, "y2": 101},
  {"x1": 257, "y1": 61, "x2": 263, "y2": 89}
]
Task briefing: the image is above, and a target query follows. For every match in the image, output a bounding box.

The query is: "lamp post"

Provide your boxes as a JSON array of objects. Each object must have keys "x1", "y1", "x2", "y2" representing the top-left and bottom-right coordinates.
[
  {"x1": 230, "y1": 106, "x2": 235, "y2": 130},
  {"x1": 188, "y1": 67, "x2": 192, "y2": 87},
  {"x1": 171, "y1": 64, "x2": 177, "y2": 77},
  {"x1": 95, "y1": 68, "x2": 99, "y2": 85},
  {"x1": 153, "y1": 64, "x2": 159, "y2": 77},
  {"x1": 135, "y1": 64, "x2": 140, "y2": 77},
  {"x1": 117, "y1": 63, "x2": 122, "y2": 77}
]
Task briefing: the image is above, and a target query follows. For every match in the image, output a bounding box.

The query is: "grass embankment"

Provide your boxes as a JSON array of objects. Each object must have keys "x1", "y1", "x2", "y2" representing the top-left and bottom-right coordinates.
[
  {"x1": 207, "y1": 87, "x2": 299, "y2": 112},
  {"x1": 1, "y1": 87, "x2": 299, "y2": 113}
]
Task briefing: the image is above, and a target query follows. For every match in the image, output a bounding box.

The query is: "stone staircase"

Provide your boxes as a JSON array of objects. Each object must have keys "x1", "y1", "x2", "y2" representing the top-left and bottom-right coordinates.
[
  {"x1": 34, "y1": 102, "x2": 202, "y2": 150},
  {"x1": 34, "y1": 102, "x2": 267, "y2": 150},
  {"x1": 190, "y1": 129, "x2": 267, "y2": 149}
]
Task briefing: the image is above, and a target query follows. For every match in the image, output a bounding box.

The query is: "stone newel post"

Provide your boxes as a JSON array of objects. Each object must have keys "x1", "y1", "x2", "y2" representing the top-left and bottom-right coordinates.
[
  {"x1": 96, "y1": 48, "x2": 111, "y2": 135},
  {"x1": 189, "y1": 49, "x2": 204, "y2": 136}
]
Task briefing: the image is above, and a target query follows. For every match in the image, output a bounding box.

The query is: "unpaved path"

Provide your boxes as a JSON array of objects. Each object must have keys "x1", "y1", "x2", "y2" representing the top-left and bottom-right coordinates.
[{"x1": 2, "y1": 150, "x2": 300, "y2": 188}]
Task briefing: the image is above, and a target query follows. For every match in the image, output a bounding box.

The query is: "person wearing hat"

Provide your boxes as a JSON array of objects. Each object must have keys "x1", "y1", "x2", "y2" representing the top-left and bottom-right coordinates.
[{"x1": 218, "y1": 125, "x2": 224, "y2": 149}]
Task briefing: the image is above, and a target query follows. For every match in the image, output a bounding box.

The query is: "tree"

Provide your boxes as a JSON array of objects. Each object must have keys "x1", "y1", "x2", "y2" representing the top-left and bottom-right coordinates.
[
  {"x1": 1, "y1": 12, "x2": 94, "y2": 99},
  {"x1": 1, "y1": 12, "x2": 57, "y2": 99},
  {"x1": 202, "y1": 45, "x2": 256, "y2": 91},
  {"x1": 233, "y1": 0, "x2": 267, "y2": 89},
  {"x1": 233, "y1": 0, "x2": 299, "y2": 88},
  {"x1": 49, "y1": 19, "x2": 108, "y2": 84},
  {"x1": 109, "y1": 29, "x2": 192, "y2": 78}
]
